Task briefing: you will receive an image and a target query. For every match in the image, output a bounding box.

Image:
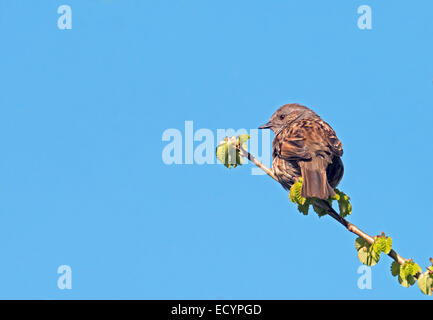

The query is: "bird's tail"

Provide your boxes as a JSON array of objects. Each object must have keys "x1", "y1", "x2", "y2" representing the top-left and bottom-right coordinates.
[{"x1": 300, "y1": 157, "x2": 335, "y2": 200}]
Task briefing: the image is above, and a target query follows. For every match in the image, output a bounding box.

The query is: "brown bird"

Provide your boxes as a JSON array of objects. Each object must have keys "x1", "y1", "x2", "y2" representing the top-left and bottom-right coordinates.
[{"x1": 259, "y1": 103, "x2": 344, "y2": 200}]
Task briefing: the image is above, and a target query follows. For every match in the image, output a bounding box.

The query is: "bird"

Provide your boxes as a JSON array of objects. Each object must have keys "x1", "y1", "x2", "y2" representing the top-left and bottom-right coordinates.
[{"x1": 258, "y1": 103, "x2": 344, "y2": 201}]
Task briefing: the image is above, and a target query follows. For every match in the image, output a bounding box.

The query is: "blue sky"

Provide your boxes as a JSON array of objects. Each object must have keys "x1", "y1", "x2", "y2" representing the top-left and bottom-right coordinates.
[{"x1": 0, "y1": 0, "x2": 432, "y2": 299}]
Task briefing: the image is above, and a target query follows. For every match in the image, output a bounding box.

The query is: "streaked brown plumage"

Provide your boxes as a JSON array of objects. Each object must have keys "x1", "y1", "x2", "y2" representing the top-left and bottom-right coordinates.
[{"x1": 259, "y1": 103, "x2": 344, "y2": 200}]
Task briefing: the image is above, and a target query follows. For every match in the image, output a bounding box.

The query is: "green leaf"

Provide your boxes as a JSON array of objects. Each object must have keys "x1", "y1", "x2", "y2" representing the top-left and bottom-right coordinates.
[
  {"x1": 331, "y1": 192, "x2": 340, "y2": 201},
  {"x1": 334, "y1": 189, "x2": 352, "y2": 218},
  {"x1": 400, "y1": 260, "x2": 421, "y2": 279},
  {"x1": 398, "y1": 275, "x2": 416, "y2": 288},
  {"x1": 391, "y1": 261, "x2": 400, "y2": 277},
  {"x1": 355, "y1": 237, "x2": 379, "y2": 266},
  {"x1": 385, "y1": 237, "x2": 392, "y2": 255},
  {"x1": 289, "y1": 180, "x2": 353, "y2": 218},
  {"x1": 289, "y1": 178, "x2": 313, "y2": 215},
  {"x1": 355, "y1": 237, "x2": 370, "y2": 251},
  {"x1": 227, "y1": 140, "x2": 238, "y2": 168},
  {"x1": 289, "y1": 178, "x2": 307, "y2": 206},
  {"x1": 215, "y1": 135, "x2": 250, "y2": 168},
  {"x1": 216, "y1": 140, "x2": 229, "y2": 168},
  {"x1": 238, "y1": 134, "x2": 250, "y2": 145},
  {"x1": 312, "y1": 203, "x2": 329, "y2": 217},
  {"x1": 372, "y1": 234, "x2": 392, "y2": 255},
  {"x1": 397, "y1": 260, "x2": 422, "y2": 288},
  {"x1": 357, "y1": 246, "x2": 380, "y2": 266},
  {"x1": 297, "y1": 203, "x2": 309, "y2": 215},
  {"x1": 418, "y1": 273, "x2": 433, "y2": 296}
]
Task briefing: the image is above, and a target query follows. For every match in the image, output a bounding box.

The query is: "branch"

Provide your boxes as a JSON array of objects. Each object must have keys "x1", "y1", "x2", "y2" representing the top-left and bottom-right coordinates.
[
  {"x1": 236, "y1": 144, "x2": 409, "y2": 266},
  {"x1": 217, "y1": 135, "x2": 432, "y2": 294}
]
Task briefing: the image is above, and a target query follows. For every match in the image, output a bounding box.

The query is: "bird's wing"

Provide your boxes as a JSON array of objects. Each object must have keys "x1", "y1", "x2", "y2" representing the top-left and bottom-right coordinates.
[
  {"x1": 274, "y1": 125, "x2": 312, "y2": 161},
  {"x1": 274, "y1": 119, "x2": 343, "y2": 161},
  {"x1": 323, "y1": 122, "x2": 343, "y2": 157}
]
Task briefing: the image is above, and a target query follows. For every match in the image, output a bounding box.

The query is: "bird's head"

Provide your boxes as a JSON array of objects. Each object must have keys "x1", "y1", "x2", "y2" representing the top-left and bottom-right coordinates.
[{"x1": 258, "y1": 103, "x2": 318, "y2": 133}]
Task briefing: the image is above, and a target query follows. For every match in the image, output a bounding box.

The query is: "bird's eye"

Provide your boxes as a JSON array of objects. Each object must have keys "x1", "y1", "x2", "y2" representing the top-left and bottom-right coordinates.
[{"x1": 279, "y1": 114, "x2": 286, "y2": 120}]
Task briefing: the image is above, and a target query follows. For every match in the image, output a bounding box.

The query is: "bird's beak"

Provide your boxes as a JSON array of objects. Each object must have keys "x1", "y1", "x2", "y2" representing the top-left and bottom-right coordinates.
[{"x1": 258, "y1": 121, "x2": 273, "y2": 129}]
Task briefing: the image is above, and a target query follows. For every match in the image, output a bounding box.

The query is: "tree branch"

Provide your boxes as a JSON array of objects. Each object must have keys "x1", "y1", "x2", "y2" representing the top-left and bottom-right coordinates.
[{"x1": 236, "y1": 145, "x2": 409, "y2": 267}]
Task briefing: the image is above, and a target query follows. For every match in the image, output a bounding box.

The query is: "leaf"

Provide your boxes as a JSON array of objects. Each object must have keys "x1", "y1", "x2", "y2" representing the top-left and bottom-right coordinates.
[
  {"x1": 358, "y1": 246, "x2": 379, "y2": 266},
  {"x1": 331, "y1": 192, "x2": 340, "y2": 201},
  {"x1": 289, "y1": 180, "x2": 353, "y2": 218},
  {"x1": 355, "y1": 237, "x2": 370, "y2": 252},
  {"x1": 297, "y1": 203, "x2": 309, "y2": 215},
  {"x1": 385, "y1": 237, "x2": 392, "y2": 255},
  {"x1": 418, "y1": 273, "x2": 433, "y2": 296},
  {"x1": 216, "y1": 140, "x2": 229, "y2": 168},
  {"x1": 391, "y1": 261, "x2": 400, "y2": 277},
  {"x1": 226, "y1": 139, "x2": 238, "y2": 168},
  {"x1": 400, "y1": 260, "x2": 421, "y2": 279},
  {"x1": 312, "y1": 204, "x2": 329, "y2": 217},
  {"x1": 215, "y1": 135, "x2": 250, "y2": 168},
  {"x1": 372, "y1": 234, "x2": 392, "y2": 255},
  {"x1": 372, "y1": 239, "x2": 385, "y2": 255},
  {"x1": 289, "y1": 178, "x2": 306, "y2": 206},
  {"x1": 289, "y1": 178, "x2": 313, "y2": 215},
  {"x1": 355, "y1": 237, "x2": 380, "y2": 266},
  {"x1": 398, "y1": 275, "x2": 416, "y2": 288},
  {"x1": 238, "y1": 134, "x2": 250, "y2": 145},
  {"x1": 397, "y1": 260, "x2": 422, "y2": 288},
  {"x1": 334, "y1": 189, "x2": 352, "y2": 217}
]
